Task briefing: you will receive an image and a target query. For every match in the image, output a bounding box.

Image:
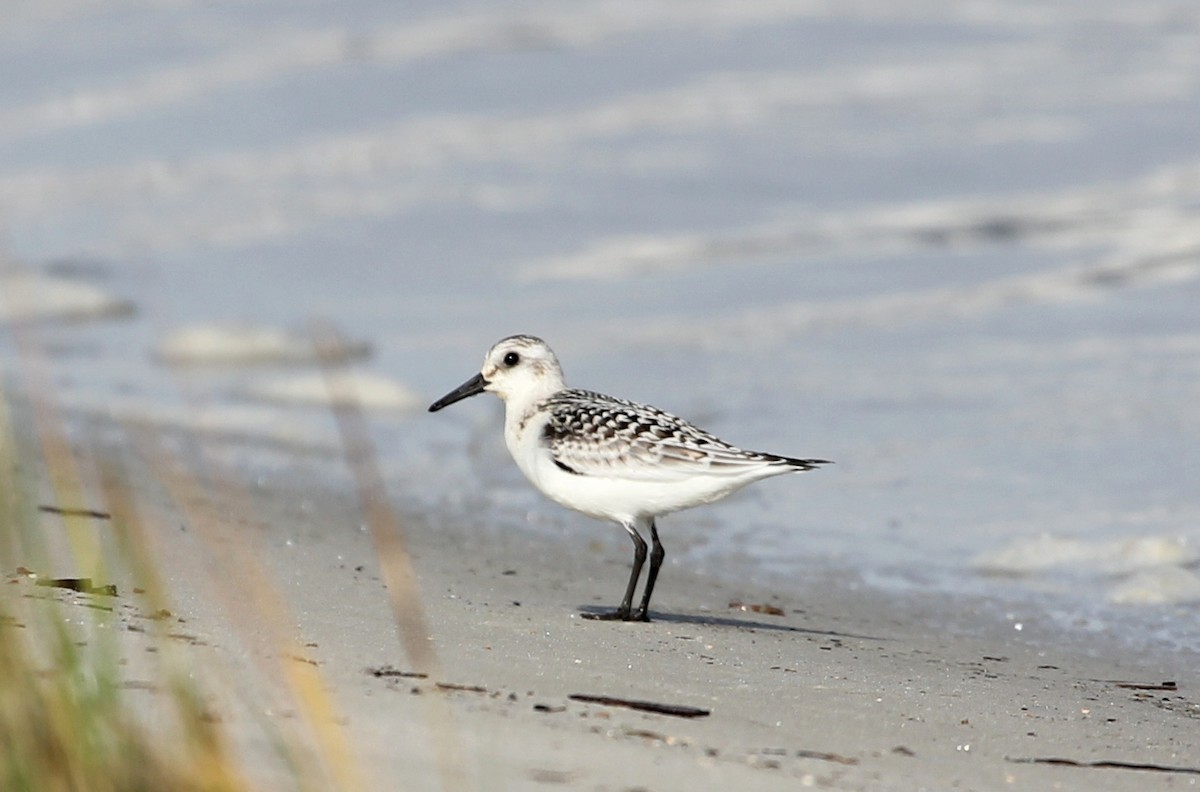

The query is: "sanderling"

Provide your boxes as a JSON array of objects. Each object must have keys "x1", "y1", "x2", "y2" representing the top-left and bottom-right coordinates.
[{"x1": 429, "y1": 335, "x2": 829, "y2": 622}]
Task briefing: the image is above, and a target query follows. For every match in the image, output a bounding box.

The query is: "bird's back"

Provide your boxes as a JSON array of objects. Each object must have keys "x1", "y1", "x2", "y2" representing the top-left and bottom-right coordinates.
[{"x1": 538, "y1": 388, "x2": 827, "y2": 482}]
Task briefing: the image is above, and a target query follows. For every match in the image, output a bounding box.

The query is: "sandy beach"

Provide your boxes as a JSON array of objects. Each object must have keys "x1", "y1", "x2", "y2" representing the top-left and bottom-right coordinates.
[
  {"x1": 9, "y1": 430, "x2": 1196, "y2": 792},
  {"x1": 4, "y1": 2, "x2": 1200, "y2": 789}
]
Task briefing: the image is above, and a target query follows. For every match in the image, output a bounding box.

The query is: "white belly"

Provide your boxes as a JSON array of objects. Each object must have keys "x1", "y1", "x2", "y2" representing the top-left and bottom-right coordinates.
[{"x1": 526, "y1": 444, "x2": 767, "y2": 523}]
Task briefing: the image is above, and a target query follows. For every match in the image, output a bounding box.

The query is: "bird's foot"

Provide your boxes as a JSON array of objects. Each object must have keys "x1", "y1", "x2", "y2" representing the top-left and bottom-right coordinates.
[
  {"x1": 581, "y1": 607, "x2": 650, "y2": 622},
  {"x1": 581, "y1": 609, "x2": 629, "y2": 621}
]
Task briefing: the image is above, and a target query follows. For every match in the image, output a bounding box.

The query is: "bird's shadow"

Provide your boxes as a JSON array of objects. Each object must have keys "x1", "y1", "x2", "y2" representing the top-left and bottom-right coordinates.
[{"x1": 576, "y1": 605, "x2": 887, "y2": 642}]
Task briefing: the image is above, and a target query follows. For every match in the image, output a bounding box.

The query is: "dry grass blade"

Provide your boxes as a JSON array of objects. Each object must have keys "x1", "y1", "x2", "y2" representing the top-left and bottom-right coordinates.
[
  {"x1": 312, "y1": 320, "x2": 469, "y2": 792},
  {"x1": 128, "y1": 423, "x2": 366, "y2": 792},
  {"x1": 91, "y1": 447, "x2": 252, "y2": 792}
]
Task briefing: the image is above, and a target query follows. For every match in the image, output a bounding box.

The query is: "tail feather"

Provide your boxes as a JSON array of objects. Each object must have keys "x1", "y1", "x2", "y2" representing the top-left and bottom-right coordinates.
[{"x1": 763, "y1": 454, "x2": 831, "y2": 472}]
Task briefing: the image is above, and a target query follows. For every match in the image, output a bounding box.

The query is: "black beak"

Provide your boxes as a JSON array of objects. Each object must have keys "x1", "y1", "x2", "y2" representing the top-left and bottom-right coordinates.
[{"x1": 428, "y1": 372, "x2": 488, "y2": 412}]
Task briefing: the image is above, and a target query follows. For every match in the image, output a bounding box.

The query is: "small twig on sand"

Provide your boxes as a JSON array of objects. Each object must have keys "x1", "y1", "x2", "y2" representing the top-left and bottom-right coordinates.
[
  {"x1": 1006, "y1": 757, "x2": 1200, "y2": 776},
  {"x1": 568, "y1": 694, "x2": 709, "y2": 718}
]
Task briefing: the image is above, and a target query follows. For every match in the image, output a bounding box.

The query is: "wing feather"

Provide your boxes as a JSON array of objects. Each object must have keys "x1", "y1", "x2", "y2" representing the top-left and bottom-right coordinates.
[{"x1": 539, "y1": 389, "x2": 817, "y2": 482}]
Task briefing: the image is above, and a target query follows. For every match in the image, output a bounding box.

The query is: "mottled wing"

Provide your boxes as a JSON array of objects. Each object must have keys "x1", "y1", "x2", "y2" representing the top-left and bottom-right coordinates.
[{"x1": 540, "y1": 390, "x2": 823, "y2": 481}]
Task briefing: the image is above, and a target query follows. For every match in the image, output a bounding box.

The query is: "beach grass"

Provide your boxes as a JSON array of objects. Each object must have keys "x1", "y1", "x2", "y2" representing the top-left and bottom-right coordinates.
[
  {"x1": 0, "y1": 316, "x2": 376, "y2": 792},
  {"x1": 0, "y1": 374, "x2": 261, "y2": 792}
]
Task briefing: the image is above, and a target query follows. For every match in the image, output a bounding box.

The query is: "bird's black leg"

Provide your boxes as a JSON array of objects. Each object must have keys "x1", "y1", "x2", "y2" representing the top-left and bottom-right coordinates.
[
  {"x1": 583, "y1": 521, "x2": 646, "y2": 621},
  {"x1": 631, "y1": 520, "x2": 664, "y2": 622}
]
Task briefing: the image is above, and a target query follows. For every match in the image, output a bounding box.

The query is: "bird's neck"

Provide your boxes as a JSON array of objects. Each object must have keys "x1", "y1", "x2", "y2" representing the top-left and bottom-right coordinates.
[{"x1": 503, "y1": 383, "x2": 563, "y2": 436}]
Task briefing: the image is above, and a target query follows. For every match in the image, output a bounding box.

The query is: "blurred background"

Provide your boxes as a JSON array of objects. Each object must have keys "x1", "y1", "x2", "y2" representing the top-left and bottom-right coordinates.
[{"x1": 2, "y1": 0, "x2": 1199, "y2": 649}]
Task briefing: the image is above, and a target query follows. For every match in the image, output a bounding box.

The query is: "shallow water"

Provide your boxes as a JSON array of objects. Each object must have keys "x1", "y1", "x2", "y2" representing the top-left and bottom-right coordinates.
[{"x1": 2, "y1": 0, "x2": 1199, "y2": 653}]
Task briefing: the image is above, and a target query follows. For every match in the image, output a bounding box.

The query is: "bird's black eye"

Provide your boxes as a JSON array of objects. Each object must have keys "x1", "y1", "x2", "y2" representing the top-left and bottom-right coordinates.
[{"x1": 503, "y1": 351, "x2": 520, "y2": 367}]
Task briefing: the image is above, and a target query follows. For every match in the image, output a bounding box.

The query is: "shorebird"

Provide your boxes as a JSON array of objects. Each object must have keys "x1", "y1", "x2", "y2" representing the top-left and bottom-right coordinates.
[{"x1": 428, "y1": 335, "x2": 829, "y2": 621}]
